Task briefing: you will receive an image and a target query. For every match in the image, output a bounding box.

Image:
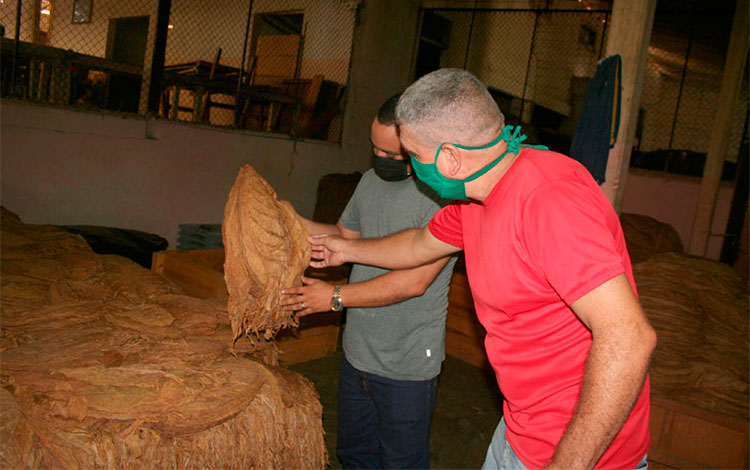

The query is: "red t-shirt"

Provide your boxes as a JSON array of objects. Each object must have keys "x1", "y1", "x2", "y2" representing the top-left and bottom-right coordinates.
[{"x1": 429, "y1": 148, "x2": 650, "y2": 469}]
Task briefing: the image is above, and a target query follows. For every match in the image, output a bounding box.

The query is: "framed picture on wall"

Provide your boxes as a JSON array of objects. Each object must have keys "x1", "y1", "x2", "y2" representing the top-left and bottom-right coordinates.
[{"x1": 72, "y1": 0, "x2": 92, "y2": 24}]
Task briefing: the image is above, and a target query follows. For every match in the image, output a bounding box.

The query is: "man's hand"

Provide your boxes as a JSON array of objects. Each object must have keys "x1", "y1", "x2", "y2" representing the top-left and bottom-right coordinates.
[
  {"x1": 280, "y1": 276, "x2": 335, "y2": 316},
  {"x1": 309, "y1": 234, "x2": 349, "y2": 268}
]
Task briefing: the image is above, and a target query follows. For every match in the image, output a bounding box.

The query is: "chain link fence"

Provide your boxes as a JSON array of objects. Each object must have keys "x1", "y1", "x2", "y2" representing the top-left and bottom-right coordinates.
[
  {"x1": 418, "y1": 4, "x2": 746, "y2": 181},
  {"x1": 632, "y1": 9, "x2": 747, "y2": 181},
  {"x1": 0, "y1": 0, "x2": 357, "y2": 142},
  {"x1": 1, "y1": 0, "x2": 156, "y2": 110},
  {"x1": 418, "y1": 6, "x2": 610, "y2": 153}
]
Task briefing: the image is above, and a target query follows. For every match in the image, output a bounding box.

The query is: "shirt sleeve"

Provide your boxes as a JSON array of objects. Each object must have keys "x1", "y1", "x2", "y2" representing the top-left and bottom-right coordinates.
[
  {"x1": 338, "y1": 174, "x2": 366, "y2": 233},
  {"x1": 417, "y1": 193, "x2": 442, "y2": 228},
  {"x1": 521, "y1": 178, "x2": 625, "y2": 305},
  {"x1": 428, "y1": 203, "x2": 465, "y2": 249}
]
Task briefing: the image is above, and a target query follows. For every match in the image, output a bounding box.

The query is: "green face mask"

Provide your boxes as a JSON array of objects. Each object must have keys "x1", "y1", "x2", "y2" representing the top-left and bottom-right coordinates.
[{"x1": 410, "y1": 125, "x2": 543, "y2": 201}]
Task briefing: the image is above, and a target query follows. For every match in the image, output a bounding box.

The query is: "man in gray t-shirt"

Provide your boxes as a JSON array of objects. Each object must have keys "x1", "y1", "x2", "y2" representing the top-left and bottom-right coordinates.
[{"x1": 281, "y1": 95, "x2": 455, "y2": 469}]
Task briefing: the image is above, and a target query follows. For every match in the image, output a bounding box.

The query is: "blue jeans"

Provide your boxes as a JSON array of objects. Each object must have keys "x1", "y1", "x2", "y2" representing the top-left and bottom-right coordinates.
[
  {"x1": 482, "y1": 417, "x2": 649, "y2": 469},
  {"x1": 336, "y1": 354, "x2": 438, "y2": 469}
]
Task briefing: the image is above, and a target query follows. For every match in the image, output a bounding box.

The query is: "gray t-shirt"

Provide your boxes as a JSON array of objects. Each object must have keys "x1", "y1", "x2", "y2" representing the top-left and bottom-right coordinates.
[{"x1": 339, "y1": 169, "x2": 456, "y2": 381}]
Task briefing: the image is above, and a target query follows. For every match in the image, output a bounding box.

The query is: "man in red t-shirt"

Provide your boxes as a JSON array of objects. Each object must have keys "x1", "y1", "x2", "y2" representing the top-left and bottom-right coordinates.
[{"x1": 309, "y1": 69, "x2": 656, "y2": 469}]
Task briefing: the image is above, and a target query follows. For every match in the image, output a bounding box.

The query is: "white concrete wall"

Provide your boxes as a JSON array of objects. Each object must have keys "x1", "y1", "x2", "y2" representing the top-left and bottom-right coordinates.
[
  {"x1": 0, "y1": 99, "x2": 360, "y2": 248},
  {"x1": 621, "y1": 168, "x2": 734, "y2": 261}
]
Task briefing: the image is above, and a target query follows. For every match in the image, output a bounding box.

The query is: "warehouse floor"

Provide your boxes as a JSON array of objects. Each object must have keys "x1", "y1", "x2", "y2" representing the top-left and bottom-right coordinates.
[{"x1": 289, "y1": 346, "x2": 504, "y2": 469}]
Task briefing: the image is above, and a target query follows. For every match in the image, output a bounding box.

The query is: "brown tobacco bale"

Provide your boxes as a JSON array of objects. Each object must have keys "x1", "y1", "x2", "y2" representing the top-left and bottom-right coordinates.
[
  {"x1": 635, "y1": 252, "x2": 749, "y2": 420},
  {"x1": 621, "y1": 213, "x2": 684, "y2": 265},
  {"x1": 223, "y1": 165, "x2": 311, "y2": 341},
  {"x1": 0, "y1": 212, "x2": 327, "y2": 469}
]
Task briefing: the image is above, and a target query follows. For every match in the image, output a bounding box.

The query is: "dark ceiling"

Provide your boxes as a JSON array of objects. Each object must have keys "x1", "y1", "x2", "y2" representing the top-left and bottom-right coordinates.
[{"x1": 656, "y1": 0, "x2": 737, "y2": 11}]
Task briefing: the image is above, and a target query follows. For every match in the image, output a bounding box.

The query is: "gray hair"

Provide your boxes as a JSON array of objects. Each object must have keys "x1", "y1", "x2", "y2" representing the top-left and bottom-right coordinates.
[{"x1": 396, "y1": 68, "x2": 505, "y2": 148}]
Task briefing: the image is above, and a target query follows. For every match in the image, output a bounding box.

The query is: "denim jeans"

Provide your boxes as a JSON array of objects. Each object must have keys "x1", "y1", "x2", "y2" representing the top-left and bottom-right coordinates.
[
  {"x1": 336, "y1": 354, "x2": 438, "y2": 469},
  {"x1": 481, "y1": 417, "x2": 649, "y2": 470}
]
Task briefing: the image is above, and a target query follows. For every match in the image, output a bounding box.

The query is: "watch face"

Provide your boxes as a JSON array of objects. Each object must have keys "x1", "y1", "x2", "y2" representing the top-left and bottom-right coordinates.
[{"x1": 331, "y1": 298, "x2": 343, "y2": 311}]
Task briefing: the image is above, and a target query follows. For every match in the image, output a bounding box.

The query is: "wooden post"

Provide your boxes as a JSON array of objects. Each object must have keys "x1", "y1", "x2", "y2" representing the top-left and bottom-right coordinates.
[
  {"x1": 38, "y1": 60, "x2": 50, "y2": 101},
  {"x1": 199, "y1": 48, "x2": 222, "y2": 123},
  {"x1": 294, "y1": 74, "x2": 323, "y2": 134},
  {"x1": 28, "y1": 58, "x2": 40, "y2": 100},
  {"x1": 688, "y1": 0, "x2": 749, "y2": 256},
  {"x1": 193, "y1": 87, "x2": 205, "y2": 122},
  {"x1": 49, "y1": 59, "x2": 71, "y2": 104},
  {"x1": 600, "y1": 0, "x2": 657, "y2": 212},
  {"x1": 145, "y1": 0, "x2": 171, "y2": 115},
  {"x1": 169, "y1": 85, "x2": 179, "y2": 120}
]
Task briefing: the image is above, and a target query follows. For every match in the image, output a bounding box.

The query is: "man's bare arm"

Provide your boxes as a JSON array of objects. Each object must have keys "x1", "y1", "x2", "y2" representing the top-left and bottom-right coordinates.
[
  {"x1": 309, "y1": 226, "x2": 458, "y2": 270},
  {"x1": 280, "y1": 201, "x2": 360, "y2": 239},
  {"x1": 546, "y1": 274, "x2": 657, "y2": 469},
  {"x1": 305, "y1": 220, "x2": 360, "y2": 239},
  {"x1": 281, "y1": 256, "x2": 452, "y2": 315}
]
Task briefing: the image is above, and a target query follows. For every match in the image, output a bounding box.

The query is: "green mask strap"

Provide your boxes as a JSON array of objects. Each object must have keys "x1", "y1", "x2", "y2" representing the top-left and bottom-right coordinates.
[{"x1": 435, "y1": 125, "x2": 548, "y2": 183}]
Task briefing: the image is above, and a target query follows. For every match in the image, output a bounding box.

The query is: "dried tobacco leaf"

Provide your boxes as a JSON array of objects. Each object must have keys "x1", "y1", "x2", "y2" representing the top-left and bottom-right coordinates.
[
  {"x1": 0, "y1": 209, "x2": 327, "y2": 469},
  {"x1": 621, "y1": 213, "x2": 684, "y2": 264},
  {"x1": 635, "y1": 252, "x2": 749, "y2": 420},
  {"x1": 223, "y1": 165, "x2": 311, "y2": 341}
]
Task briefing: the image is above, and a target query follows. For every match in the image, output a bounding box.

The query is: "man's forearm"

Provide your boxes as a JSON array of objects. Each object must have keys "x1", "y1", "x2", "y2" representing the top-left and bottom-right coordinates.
[
  {"x1": 281, "y1": 257, "x2": 450, "y2": 314},
  {"x1": 304, "y1": 218, "x2": 340, "y2": 237},
  {"x1": 346, "y1": 227, "x2": 451, "y2": 269},
  {"x1": 341, "y1": 257, "x2": 450, "y2": 307},
  {"x1": 547, "y1": 325, "x2": 655, "y2": 468}
]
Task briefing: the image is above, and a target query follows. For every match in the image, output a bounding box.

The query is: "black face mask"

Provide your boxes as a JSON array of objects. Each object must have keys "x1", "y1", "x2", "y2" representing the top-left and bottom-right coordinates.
[{"x1": 372, "y1": 154, "x2": 411, "y2": 182}]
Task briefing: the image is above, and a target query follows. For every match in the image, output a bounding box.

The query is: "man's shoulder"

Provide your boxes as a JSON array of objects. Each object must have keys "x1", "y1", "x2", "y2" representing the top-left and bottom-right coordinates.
[
  {"x1": 356, "y1": 168, "x2": 378, "y2": 187},
  {"x1": 508, "y1": 148, "x2": 596, "y2": 195},
  {"x1": 517, "y1": 148, "x2": 587, "y2": 177},
  {"x1": 350, "y1": 169, "x2": 385, "y2": 199}
]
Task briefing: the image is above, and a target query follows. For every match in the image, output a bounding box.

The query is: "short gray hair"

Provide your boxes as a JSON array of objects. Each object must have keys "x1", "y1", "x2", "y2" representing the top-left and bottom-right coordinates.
[{"x1": 396, "y1": 69, "x2": 505, "y2": 148}]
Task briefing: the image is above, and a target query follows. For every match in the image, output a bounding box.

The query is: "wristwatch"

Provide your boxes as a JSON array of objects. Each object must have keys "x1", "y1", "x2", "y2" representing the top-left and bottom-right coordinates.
[{"x1": 330, "y1": 285, "x2": 343, "y2": 312}]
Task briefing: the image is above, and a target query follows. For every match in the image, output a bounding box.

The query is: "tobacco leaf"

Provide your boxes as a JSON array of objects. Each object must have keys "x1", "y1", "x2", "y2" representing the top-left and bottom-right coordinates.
[
  {"x1": 635, "y1": 252, "x2": 749, "y2": 419},
  {"x1": 0, "y1": 209, "x2": 327, "y2": 469},
  {"x1": 222, "y1": 165, "x2": 311, "y2": 341}
]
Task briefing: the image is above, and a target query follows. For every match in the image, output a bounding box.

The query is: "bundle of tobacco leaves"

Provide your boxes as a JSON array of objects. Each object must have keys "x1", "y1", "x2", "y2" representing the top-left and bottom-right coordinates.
[
  {"x1": 0, "y1": 209, "x2": 326, "y2": 469},
  {"x1": 634, "y1": 252, "x2": 748, "y2": 420},
  {"x1": 222, "y1": 165, "x2": 311, "y2": 341}
]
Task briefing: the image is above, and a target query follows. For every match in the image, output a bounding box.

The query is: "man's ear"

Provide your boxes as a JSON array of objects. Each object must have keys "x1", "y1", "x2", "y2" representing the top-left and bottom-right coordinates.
[{"x1": 439, "y1": 143, "x2": 463, "y2": 177}]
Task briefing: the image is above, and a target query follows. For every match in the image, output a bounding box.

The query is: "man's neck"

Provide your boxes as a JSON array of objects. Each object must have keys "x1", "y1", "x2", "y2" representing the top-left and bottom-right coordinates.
[{"x1": 465, "y1": 141, "x2": 519, "y2": 202}]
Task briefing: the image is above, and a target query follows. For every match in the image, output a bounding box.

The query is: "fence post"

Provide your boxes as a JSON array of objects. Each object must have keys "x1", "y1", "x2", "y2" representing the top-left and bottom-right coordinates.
[
  {"x1": 10, "y1": 0, "x2": 22, "y2": 97},
  {"x1": 688, "y1": 0, "x2": 749, "y2": 256},
  {"x1": 667, "y1": 26, "x2": 692, "y2": 154},
  {"x1": 146, "y1": 0, "x2": 172, "y2": 116},
  {"x1": 600, "y1": 0, "x2": 657, "y2": 212},
  {"x1": 519, "y1": 10, "x2": 539, "y2": 122},
  {"x1": 234, "y1": 0, "x2": 254, "y2": 127}
]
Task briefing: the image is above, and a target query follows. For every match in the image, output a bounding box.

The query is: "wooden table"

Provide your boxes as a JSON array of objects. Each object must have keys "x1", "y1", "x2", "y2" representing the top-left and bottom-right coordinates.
[
  {"x1": 1, "y1": 38, "x2": 141, "y2": 105},
  {"x1": 161, "y1": 60, "x2": 298, "y2": 129}
]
